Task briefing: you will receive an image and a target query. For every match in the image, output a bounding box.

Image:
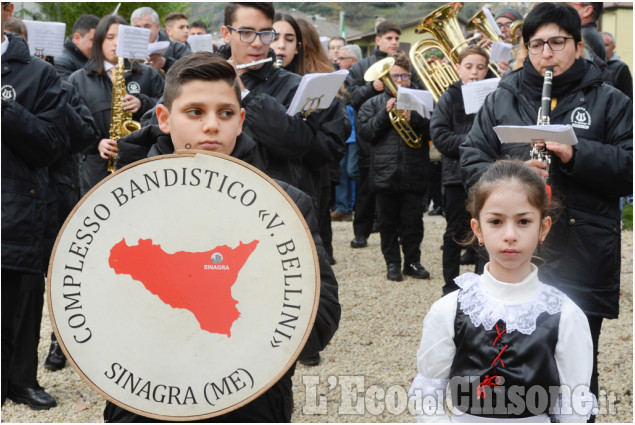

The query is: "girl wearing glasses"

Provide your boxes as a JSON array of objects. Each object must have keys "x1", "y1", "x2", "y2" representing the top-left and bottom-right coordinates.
[{"x1": 461, "y1": 3, "x2": 632, "y2": 417}]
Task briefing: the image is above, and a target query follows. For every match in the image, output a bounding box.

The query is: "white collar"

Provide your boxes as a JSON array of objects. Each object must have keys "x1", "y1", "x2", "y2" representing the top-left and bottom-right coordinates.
[
  {"x1": 455, "y1": 267, "x2": 566, "y2": 335},
  {"x1": 482, "y1": 264, "x2": 541, "y2": 304}
]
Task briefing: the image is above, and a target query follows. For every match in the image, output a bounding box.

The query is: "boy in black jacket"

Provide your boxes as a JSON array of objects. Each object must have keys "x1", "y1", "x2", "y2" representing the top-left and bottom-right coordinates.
[
  {"x1": 105, "y1": 51, "x2": 340, "y2": 423},
  {"x1": 357, "y1": 52, "x2": 431, "y2": 282},
  {"x1": 430, "y1": 45, "x2": 490, "y2": 295}
]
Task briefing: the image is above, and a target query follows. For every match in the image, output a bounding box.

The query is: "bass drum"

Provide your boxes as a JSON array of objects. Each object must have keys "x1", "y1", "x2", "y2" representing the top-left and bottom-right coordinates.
[{"x1": 47, "y1": 151, "x2": 319, "y2": 421}]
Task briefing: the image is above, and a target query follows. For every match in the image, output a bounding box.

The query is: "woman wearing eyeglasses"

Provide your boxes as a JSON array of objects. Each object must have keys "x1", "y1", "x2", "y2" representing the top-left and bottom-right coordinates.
[{"x1": 461, "y1": 3, "x2": 632, "y2": 417}]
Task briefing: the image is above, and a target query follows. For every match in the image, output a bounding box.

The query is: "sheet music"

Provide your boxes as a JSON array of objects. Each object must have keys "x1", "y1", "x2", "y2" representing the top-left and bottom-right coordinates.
[
  {"x1": 148, "y1": 41, "x2": 170, "y2": 56},
  {"x1": 287, "y1": 69, "x2": 348, "y2": 116},
  {"x1": 23, "y1": 20, "x2": 65, "y2": 57},
  {"x1": 187, "y1": 34, "x2": 214, "y2": 53},
  {"x1": 116, "y1": 25, "x2": 150, "y2": 60},
  {"x1": 461, "y1": 78, "x2": 500, "y2": 115},
  {"x1": 490, "y1": 41, "x2": 513, "y2": 63},
  {"x1": 494, "y1": 124, "x2": 579, "y2": 145},
  {"x1": 482, "y1": 7, "x2": 502, "y2": 36},
  {"x1": 396, "y1": 87, "x2": 434, "y2": 119}
]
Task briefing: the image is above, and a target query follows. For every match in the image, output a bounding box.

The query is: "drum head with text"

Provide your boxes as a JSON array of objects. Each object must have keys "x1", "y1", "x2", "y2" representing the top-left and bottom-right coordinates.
[{"x1": 47, "y1": 151, "x2": 319, "y2": 420}]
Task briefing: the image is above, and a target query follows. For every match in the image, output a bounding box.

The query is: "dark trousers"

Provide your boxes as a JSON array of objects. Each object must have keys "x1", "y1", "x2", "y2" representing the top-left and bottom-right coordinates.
[
  {"x1": 2, "y1": 270, "x2": 21, "y2": 404},
  {"x1": 376, "y1": 191, "x2": 424, "y2": 265},
  {"x1": 353, "y1": 166, "x2": 375, "y2": 238},
  {"x1": 586, "y1": 314, "x2": 603, "y2": 423},
  {"x1": 318, "y1": 180, "x2": 333, "y2": 258},
  {"x1": 1, "y1": 270, "x2": 45, "y2": 403},
  {"x1": 442, "y1": 185, "x2": 472, "y2": 294}
]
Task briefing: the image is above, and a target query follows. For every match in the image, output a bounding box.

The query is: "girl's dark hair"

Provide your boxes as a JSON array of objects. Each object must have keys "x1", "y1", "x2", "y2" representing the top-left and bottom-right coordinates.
[
  {"x1": 273, "y1": 13, "x2": 306, "y2": 76},
  {"x1": 90, "y1": 15, "x2": 127, "y2": 76},
  {"x1": 163, "y1": 52, "x2": 241, "y2": 110},
  {"x1": 457, "y1": 45, "x2": 489, "y2": 64},
  {"x1": 295, "y1": 17, "x2": 334, "y2": 74},
  {"x1": 522, "y1": 3, "x2": 582, "y2": 46}
]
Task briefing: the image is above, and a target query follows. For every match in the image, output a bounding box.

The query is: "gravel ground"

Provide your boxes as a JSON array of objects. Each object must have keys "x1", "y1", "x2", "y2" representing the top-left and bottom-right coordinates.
[{"x1": 1, "y1": 214, "x2": 632, "y2": 423}]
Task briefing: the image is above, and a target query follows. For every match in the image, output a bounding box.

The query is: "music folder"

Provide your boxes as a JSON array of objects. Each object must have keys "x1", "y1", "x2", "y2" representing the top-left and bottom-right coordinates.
[
  {"x1": 116, "y1": 25, "x2": 151, "y2": 60},
  {"x1": 187, "y1": 34, "x2": 214, "y2": 53},
  {"x1": 494, "y1": 124, "x2": 579, "y2": 146},
  {"x1": 461, "y1": 78, "x2": 500, "y2": 115},
  {"x1": 396, "y1": 87, "x2": 434, "y2": 119},
  {"x1": 23, "y1": 20, "x2": 66, "y2": 57},
  {"x1": 286, "y1": 70, "x2": 349, "y2": 116}
]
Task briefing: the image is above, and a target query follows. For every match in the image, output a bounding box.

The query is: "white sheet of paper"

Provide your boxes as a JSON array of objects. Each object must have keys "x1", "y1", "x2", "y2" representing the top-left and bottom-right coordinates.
[
  {"x1": 187, "y1": 34, "x2": 214, "y2": 53},
  {"x1": 396, "y1": 87, "x2": 434, "y2": 119},
  {"x1": 461, "y1": 78, "x2": 500, "y2": 115},
  {"x1": 23, "y1": 20, "x2": 65, "y2": 57},
  {"x1": 490, "y1": 41, "x2": 513, "y2": 63},
  {"x1": 116, "y1": 25, "x2": 150, "y2": 60},
  {"x1": 148, "y1": 41, "x2": 170, "y2": 56},
  {"x1": 494, "y1": 125, "x2": 579, "y2": 145},
  {"x1": 482, "y1": 7, "x2": 502, "y2": 36},
  {"x1": 287, "y1": 70, "x2": 349, "y2": 116}
]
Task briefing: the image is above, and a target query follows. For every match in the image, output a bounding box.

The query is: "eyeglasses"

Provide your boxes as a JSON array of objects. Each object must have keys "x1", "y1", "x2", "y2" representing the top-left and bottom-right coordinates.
[
  {"x1": 497, "y1": 22, "x2": 512, "y2": 29},
  {"x1": 391, "y1": 73, "x2": 409, "y2": 80},
  {"x1": 526, "y1": 36, "x2": 574, "y2": 54},
  {"x1": 337, "y1": 56, "x2": 352, "y2": 62},
  {"x1": 226, "y1": 25, "x2": 277, "y2": 45},
  {"x1": 329, "y1": 45, "x2": 342, "y2": 50}
]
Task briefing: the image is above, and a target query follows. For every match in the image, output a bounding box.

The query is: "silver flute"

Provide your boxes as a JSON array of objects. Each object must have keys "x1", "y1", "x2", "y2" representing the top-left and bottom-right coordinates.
[{"x1": 236, "y1": 57, "x2": 273, "y2": 70}]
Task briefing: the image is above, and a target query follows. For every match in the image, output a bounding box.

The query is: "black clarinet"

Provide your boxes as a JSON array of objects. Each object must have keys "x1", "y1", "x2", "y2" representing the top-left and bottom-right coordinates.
[{"x1": 530, "y1": 66, "x2": 554, "y2": 180}]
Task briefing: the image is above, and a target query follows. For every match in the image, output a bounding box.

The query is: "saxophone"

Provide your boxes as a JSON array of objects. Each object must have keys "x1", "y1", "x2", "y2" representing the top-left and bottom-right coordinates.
[{"x1": 107, "y1": 57, "x2": 141, "y2": 173}]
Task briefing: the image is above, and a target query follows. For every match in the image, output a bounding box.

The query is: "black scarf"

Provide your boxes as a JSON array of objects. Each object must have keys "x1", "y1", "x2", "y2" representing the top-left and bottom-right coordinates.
[{"x1": 521, "y1": 56, "x2": 587, "y2": 100}]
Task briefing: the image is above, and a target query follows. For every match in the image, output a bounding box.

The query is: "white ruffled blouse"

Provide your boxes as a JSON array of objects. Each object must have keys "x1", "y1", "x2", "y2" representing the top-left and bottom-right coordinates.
[{"x1": 408, "y1": 265, "x2": 595, "y2": 423}]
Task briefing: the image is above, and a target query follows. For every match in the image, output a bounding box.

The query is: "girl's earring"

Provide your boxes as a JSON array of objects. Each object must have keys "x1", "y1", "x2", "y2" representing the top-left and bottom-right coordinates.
[{"x1": 478, "y1": 240, "x2": 484, "y2": 247}]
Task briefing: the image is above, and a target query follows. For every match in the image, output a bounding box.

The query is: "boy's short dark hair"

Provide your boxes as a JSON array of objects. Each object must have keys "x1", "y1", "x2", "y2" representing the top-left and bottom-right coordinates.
[
  {"x1": 165, "y1": 12, "x2": 188, "y2": 27},
  {"x1": 458, "y1": 45, "x2": 489, "y2": 64},
  {"x1": 191, "y1": 20, "x2": 207, "y2": 32},
  {"x1": 376, "y1": 20, "x2": 401, "y2": 37},
  {"x1": 522, "y1": 3, "x2": 582, "y2": 45},
  {"x1": 224, "y1": 3, "x2": 275, "y2": 26},
  {"x1": 72, "y1": 14, "x2": 99, "y2": 36},
  {"x1": 163, "y1": 52, "x2": 241, "y2": 110},
  {"x1": 390, "y1": 50, "x2": 410, "y2": 70}
]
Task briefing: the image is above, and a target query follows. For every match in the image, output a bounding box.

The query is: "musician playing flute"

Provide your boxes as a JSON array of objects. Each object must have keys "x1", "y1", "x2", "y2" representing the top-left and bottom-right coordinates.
[
  {"x1": 218, "y1": 2, "x2": 319, "y2": 189},
  {"x1": 460, "y1": 3, "x2": 632, "y2": 417}
]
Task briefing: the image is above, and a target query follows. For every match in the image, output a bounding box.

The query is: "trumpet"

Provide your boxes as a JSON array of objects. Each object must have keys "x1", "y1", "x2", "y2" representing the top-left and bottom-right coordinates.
[{"x1": 236, "y1": 57, "x2": 273, "y2": 70}]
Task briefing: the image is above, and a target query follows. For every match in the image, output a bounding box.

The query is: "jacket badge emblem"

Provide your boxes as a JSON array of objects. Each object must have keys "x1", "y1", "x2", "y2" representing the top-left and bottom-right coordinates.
[
  {"x1": 1, "y1": 85, "x2": 16, "y2": 102},
  {"x1": 570, "y1": 107, "x2": 591, "y2": 130},
  {"x1": 127, "y1": 81, "x2": 141, "y2": 94}
]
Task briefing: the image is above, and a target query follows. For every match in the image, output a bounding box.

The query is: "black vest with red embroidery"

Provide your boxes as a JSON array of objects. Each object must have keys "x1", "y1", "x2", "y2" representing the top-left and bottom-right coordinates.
[{"x1": 449, "y1": 297, "x2": 561, "y2": 418}]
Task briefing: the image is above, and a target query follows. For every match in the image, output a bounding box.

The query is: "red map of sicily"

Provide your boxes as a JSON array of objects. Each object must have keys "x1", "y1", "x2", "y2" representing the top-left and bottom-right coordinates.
[{"x1": 109, "y1": 238, "x2": 259, "y2": 336}]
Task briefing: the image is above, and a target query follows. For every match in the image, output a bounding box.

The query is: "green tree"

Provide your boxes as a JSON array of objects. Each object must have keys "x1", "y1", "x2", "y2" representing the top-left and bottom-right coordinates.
[{"x1": 37, "y1": 2, "x2": 189, "y2": 37}]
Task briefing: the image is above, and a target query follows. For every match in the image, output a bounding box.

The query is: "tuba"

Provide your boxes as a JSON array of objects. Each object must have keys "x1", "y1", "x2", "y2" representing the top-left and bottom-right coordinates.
[
  {"x1": 107, "y1": 57, "x2": 141, "y2": 173},
  {"x1": 364, "y1": 57, "x2": 423, "y2": 149},
  {"x1": 465, "y1": 9, "x2": 504, "y2": 77},
  {"x1": 409, "y1": 2, "x2": 503, "y2": 101}
]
